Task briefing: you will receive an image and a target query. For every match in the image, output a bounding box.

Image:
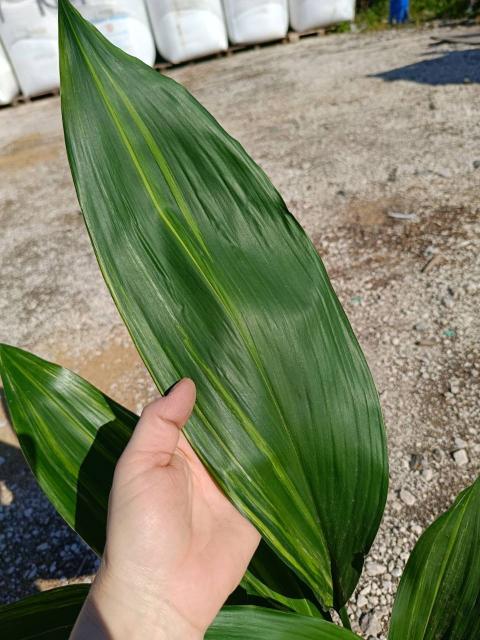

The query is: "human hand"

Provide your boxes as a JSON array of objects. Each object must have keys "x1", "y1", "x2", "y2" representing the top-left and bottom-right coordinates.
[{"x1": 71, "y1": 379, "x2": 261, "y2": 639}]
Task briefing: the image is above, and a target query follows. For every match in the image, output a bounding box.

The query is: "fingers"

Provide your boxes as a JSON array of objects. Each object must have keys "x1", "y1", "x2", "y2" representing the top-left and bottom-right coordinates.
[{"x1": 125, "y1": 378, "x2": 196, "y2": 467}]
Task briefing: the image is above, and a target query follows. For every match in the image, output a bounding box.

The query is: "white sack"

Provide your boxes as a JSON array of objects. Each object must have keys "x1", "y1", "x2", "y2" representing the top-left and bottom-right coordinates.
[
  {"x1": 75, "y1": 0, "x2": 156, "y2": 66},
  {"x1": 289, "y1": 0, "x2": 355, "y2": 31},
  {"x1": 146, "y1": 0, "x2": 228, "y2": 64},
  {"x1": 222, "y1": 0, "x2": 288, "y2": 45},
  {"x1": 0, "y1": 38, "x2": 19, "y2": 104},
  {"x1": 0, "y1": 0, "x2": 59, "y2": 97}
]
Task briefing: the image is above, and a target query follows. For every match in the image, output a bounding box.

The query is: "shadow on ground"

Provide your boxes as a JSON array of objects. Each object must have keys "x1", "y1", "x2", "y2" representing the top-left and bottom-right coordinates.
[
  {"x1": 0, "y1": 436, "x2": 98, "y2": 605},
  {"x1": 372, "y1": 50, "x2": 480, "y2": 85}
]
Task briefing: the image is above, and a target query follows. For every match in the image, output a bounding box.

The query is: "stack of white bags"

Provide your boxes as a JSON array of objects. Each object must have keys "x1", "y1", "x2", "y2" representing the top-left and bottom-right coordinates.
[
  {"x1": 0, "y1": 0, "x2": 155, "y2": 99},
  {"x1": 0, "y1": 0, "x2": 356, "y2": 105}
]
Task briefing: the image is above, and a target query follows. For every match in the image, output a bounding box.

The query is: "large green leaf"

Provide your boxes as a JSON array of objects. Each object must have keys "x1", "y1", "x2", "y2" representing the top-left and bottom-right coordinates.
[
  {"x1": 0, "y1": 585, "x2": 89, "y2": 639},
  {"x1": 59, "y1": 0, "x2": 388, "y2": 608},
  {"x1": 0, "y1": 587, "x2": 359, "y2": 640},
  {"x1": 0, "y1": 344, "x2": 320, "y2": 617},
  {"x1": 389, "y1": 477, "x2": 480, "y2": 640}
]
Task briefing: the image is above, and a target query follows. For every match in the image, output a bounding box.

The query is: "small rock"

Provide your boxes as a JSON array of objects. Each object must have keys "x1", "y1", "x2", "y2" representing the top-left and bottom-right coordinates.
[
  {"x1": 411, "y1": 524, "x2": 423, "y2": 537},
  {"x1": 391, "y1": 567, "x2": 402, "y2": 578},
  {"x1": 36, "y1": 542, "x2": 50, "y2": 552},
  {"x1": 473, "y1": 160, "x2": 480, "y2": 170},
  {"x1": 422, "y1": 468, "x2": 433, "y2": 482},
  {"x1": 366, "y1": 561, "x2": 387, "y2": 576},
  {"x1": 400, "y1": 488, "x2": 416, "y2": 506},
  {"x1": 454, "y1": 437, "x2": 468, "y2": 450},
  {"x1": 26, "y1": 567, "x2": 37, "y2": 580},
  {"x1": 362, "y1": 612, "x2": 382, "y2": 636},
  {"x1": 453, "y1": 449, "x2": 468, "y2": 466},
  {"x1": 0, "y1": 456, "x2": 5, "y2": 466},
  {"x1": 449, "y1": 378, "x2": 461, "y2": 395},
  {"x1": 357, "y1": 594, "x2": 368, "y2": 608},
  {"x1": 0, "y1": 481, "x2": 13, "y2": 506},
  {"x1": 414, "y1": 321, "x2": 428, "y2": 332}
]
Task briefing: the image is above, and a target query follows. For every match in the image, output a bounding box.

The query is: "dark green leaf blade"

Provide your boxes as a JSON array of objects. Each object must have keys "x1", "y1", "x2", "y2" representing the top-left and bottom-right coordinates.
[
  {"x1": 59, "y1": 0, "x2": 388, "y2": 608},
  {"x1": 242, "y1": 541, "x2": 327, "y2": 618},
  {"x1": 389, "y1": 477, "x2": 480, "y2": 640},
  {"x1": 0, "y1": 585, "x2": 89, "y2": 640},
  {"x1": 0, "y1": 344, "x2": 136, "y2": 555}
]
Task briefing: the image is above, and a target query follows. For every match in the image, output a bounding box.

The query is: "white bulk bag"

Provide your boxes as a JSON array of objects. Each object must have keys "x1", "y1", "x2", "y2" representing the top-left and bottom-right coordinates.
[
  {"x1": 0, "y1": 0, "x2": 59, "y2": 98},
  {"x1": 75, "y1": 0, "x2": 156, "y2": 66},
  {"x1": 145, "y1": 0, "x2": 228, "y2": 65},
  {"x1": 222, "y1": 0, "x2": 288, "y2": 45},
  {"x1": 289, "y1": 0, "x2": 355, "y2": 31},
  {"x1": 0, "y1": 39, "x2": 19, "y2": 105}
]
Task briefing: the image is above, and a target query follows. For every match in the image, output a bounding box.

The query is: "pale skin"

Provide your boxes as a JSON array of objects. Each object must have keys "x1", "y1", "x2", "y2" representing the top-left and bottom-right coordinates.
[{"x1": 70, "y1": 379, "x2": 261, "y2": 639}]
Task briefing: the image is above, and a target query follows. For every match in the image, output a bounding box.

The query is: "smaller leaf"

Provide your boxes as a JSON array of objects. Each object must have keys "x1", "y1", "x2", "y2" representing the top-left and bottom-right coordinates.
[
  {"x1": 0, "y1": 343, "x2": 137, "y2": 554},
  {"x1": 0, "y1": 585, "x2": 89, "y2": 639},
  {"x1": 207, "y1": 606, "x2": 361, "y2": 639},
  {"x1": 389, "y1": 476, "x2": 480, "y2": 640},
  {"x1": 243, "y1": 540, "x2": 328, "y2": 618}
]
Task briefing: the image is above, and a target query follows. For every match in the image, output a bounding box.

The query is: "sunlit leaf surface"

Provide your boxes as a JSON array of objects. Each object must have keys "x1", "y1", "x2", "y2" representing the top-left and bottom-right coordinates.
[{"x1": 58, "y1": 0, "x2": 388, "y2": 608}]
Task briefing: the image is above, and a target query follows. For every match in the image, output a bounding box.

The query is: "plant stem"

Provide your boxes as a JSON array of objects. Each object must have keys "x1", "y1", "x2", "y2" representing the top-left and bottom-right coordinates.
[{"x1": 339, "y1": 606, "x2": 352, "y2": 630}]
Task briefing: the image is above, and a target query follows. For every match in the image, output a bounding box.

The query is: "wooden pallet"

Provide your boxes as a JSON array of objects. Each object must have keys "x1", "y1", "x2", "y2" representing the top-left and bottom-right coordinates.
[
  {"x1": 154, "y1": 28, "x2": 326, "y2": 71},
  {"x1": 3, "y1": 87, "x2": 60, "y2": 109}
]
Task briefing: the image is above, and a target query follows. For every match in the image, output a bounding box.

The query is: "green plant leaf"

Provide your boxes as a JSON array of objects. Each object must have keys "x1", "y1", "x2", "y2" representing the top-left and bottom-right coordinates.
[
  {"x1": 0, "y1": 344, "x2": 136, "y2": 555},
  {"x1": 207, "y1": 607, "x2": 361, "y2": 639},
  {"x1": 0, "y1": 587, "x2": 360, "y2": 640},
  {"x1": 242, "y1": 541, "x2": 327, "y2": 618},
  {"x1": 389, "y1": 476, "x2": 480, "y2": 640},
  {"x1": 59, "y1": 0, "x2": 388, "y2": 608},
  {"x1": 0, "y1": 585, "x2": 89, "y2": 639}
]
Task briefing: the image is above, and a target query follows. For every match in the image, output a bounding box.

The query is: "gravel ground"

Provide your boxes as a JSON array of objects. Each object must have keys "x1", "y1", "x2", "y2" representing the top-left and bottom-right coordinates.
[{"x1": 1, "y1": 23, "x2": 479, "y2": 636}]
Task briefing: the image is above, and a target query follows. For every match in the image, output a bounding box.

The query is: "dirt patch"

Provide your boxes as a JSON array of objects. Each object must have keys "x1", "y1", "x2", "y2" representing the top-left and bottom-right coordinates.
[{"x1": 0, "y1": 133, "x2": 63, "y2": 171}]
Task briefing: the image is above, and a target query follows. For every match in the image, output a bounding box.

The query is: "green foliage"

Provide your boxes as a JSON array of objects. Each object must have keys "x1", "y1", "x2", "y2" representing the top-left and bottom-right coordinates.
[
  {"x1": 389, "y1": 477, "x2": 480, "y2": 640},
  {"x1": 0, "y1": 585, "x2": 89, "y2": 640}
]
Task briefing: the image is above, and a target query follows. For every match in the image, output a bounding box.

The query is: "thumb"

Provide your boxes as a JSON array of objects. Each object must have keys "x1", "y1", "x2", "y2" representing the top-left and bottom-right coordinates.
[{"x1": 125, "y1": 378, "x2": 196, "y2": 467}]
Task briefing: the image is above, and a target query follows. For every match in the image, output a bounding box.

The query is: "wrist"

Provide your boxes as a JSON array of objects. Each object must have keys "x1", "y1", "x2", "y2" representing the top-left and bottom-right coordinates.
[{"x1": 72, "y1": 565, "x2": 204, "y2": 640}]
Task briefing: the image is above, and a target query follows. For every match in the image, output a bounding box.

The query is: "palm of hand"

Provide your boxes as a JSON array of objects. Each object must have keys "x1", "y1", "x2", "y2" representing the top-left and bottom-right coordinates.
[{"x1": 103, "y1": 380, "x2": 260, "y2": 636}]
